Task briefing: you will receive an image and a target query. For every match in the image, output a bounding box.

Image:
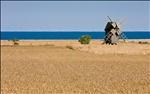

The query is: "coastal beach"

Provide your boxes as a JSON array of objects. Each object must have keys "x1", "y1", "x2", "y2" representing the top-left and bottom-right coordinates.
[
  {"x1": 1, "y1": 40, "x2": 150, "y2": 93},
  {"x1": 2, "y1": 0, "x2": 150, "y2": 93}
]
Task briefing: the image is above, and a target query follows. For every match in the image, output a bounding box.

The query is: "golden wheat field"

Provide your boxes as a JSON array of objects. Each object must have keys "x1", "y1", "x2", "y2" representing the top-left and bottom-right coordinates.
[{"x1": 1, "y1": 40, "x2": 150, "y2": 94}]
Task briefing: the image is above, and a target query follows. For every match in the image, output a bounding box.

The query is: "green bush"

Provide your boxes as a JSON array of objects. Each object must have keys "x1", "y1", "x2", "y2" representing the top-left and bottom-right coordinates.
[
  {"x1": 12, "y1": 38, "x2": 19, "y2": 46},
  {"x1": 139, "y1": 41, "x2": 149, "y2": 44},
  {"x1": 78, "y1": 35, "x2": 91, "y2": 44},
  {"x1": 12, "y1": 38, "x2": 19, "y2": 42}
]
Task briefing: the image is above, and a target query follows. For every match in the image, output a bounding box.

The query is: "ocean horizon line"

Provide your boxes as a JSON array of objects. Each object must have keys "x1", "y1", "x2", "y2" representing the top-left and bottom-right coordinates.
[
  {"x1": 1, "y1": 32, "x2": 150, "y2": 40},
  {"x1": 1, "y1": 39, "x2": 150, "y2": 41},
  {"x1": 1, "y1": 30, "x2": 150, "y2": 32}
]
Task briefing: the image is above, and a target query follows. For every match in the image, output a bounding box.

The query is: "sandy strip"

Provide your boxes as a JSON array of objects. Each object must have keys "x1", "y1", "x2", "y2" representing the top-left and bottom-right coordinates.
[{"x1": 1, "y1": 39, "x2": 150, "y2": 55}]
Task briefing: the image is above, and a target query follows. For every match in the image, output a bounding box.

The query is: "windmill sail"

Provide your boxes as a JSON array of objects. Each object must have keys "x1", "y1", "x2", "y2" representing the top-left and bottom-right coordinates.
[
  {"x1": 117, "y1": 17, "x2": 126, "y2": 28},
  {"x1": 119, "y1": 32, "x2": 128, "y2": 44},
  {"x1": 107, "y1": 15, "x2": 113, "y2": 22}
]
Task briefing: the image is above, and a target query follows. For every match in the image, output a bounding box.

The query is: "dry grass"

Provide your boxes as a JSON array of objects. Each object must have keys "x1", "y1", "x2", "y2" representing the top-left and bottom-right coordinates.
[
  {"x1": 1, "y1": 40, "x2": 150, "y2": 94},
  {"x1": 1, "y1": 40, "x2": 150, "y2": 55}
]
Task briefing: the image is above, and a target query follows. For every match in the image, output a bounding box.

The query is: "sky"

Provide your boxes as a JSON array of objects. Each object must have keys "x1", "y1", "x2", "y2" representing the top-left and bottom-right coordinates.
[{"x1": 1, "y1": 1, "x2": 150, "y2": 31}]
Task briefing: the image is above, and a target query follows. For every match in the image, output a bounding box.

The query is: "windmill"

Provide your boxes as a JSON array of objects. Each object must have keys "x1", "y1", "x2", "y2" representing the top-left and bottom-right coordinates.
[{"x1": 102, "y1": 16, "x2": 128, "y2": 45}]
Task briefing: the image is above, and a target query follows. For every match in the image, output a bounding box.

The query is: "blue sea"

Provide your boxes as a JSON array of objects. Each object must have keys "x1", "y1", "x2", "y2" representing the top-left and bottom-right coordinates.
[{"x1": 1, "y1": 31, "x2": 150, "y2": 40}]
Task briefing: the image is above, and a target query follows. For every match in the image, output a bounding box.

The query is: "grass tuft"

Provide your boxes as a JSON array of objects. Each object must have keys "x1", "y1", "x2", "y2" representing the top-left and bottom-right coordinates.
[{"x1": 66, "y1": 45, "x2": 74, "y2": 50}]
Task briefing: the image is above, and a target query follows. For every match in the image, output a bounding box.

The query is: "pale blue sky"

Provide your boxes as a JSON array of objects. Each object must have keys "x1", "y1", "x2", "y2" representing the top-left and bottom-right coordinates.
[{"x1": 1, "y1": 1, "x2": 150, "y2": 31}]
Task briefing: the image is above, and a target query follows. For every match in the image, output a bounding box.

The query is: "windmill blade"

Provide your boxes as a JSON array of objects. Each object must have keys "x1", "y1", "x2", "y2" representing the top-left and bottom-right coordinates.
[
  {"x1": 120, "y1": 17, "x2": 126, "y2": 24},
  {"x1": 107, "y1": 15, "x2": 113, "y2": 22},
  {"x1": 112, "y1": 22, "x2": 117, "y2": 28},
  {"x1": 116, "y1": 29, "x2": 122, "y2": 35},
  {"x1": 122, "y1": 35, "x2": 126, "y2": 43},
  {"x1": 121, "y1": 32, "x2": 128, "y2": 39},
  {"x1": 102, "y1": 31, "x2": 112, "y2": 44},
  {"x1": 119, "y1": 33, "x2": 128, "y2": 45},
  {"x1": 119, "y1": 34, "x2": 126, "y2": 45},
  {"x1": 117, "y1": 17, "x2": 126, "y2": 28}
]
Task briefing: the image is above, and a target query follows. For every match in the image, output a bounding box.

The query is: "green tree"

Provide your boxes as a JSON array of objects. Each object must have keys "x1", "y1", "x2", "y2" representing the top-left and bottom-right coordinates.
[{"x1": 78, "y1": 35, "x2": 91, "y2": 44}]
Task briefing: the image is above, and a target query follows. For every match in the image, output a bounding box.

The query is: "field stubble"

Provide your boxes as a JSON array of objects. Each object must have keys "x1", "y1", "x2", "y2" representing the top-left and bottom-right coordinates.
[{"x1": 1, "y1": 40, "x2": 150, "y2": 94}]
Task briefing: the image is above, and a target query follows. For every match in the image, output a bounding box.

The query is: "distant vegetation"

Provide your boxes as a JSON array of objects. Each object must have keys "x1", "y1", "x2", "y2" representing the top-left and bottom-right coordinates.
[
  {"x1": 12, "y1": 38, "x2": 19, "y2": 46},
  {"x1": 78, "y1": 35, "x2": 91, "y2": 44},
  {"x1": 138, "y1": 41, "x2": 149, "y2": 44},
  {"x1": 66, "y1": 45, "x2": 74, "y2": 50}
]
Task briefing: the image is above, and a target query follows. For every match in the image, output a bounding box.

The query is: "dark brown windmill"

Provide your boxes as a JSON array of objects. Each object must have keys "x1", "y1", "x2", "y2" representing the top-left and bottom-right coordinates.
[{"x1": 102, "y1": 16, "x2": 127, "y2": 45}]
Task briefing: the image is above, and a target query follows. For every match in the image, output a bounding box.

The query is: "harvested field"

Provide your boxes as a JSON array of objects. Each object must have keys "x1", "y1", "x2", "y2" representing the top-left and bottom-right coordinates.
[{"x1": 1, "y1": 40, "x2": 150, "y2": 94}]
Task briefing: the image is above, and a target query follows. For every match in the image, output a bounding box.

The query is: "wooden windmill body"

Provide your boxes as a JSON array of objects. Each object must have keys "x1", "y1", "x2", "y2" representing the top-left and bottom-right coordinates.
[{"x1": 103, "y1": 16, "x2": 127, "y2": 45}]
